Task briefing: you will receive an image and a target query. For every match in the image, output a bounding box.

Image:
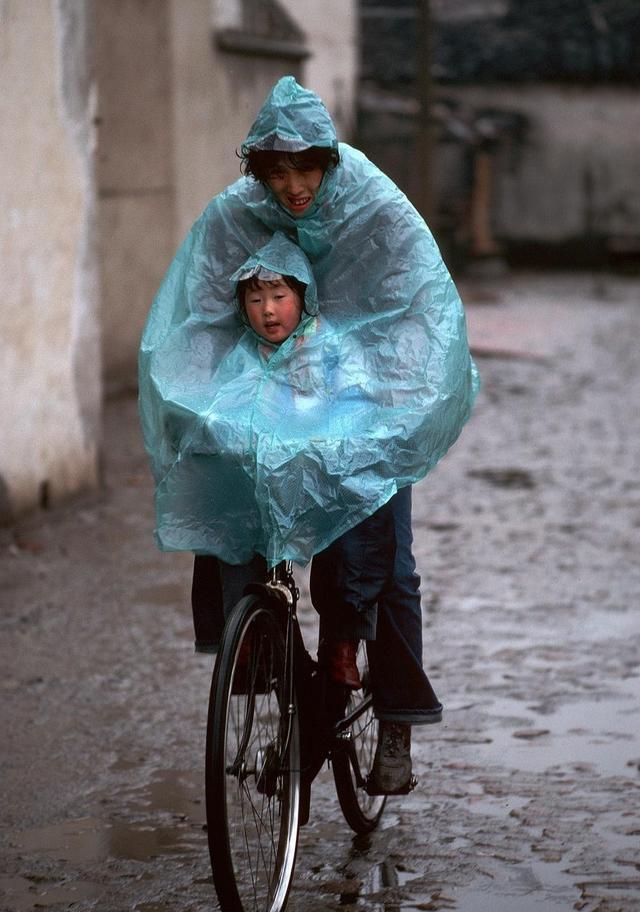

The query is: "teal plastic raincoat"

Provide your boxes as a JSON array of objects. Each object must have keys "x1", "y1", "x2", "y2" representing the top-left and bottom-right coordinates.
[{"x1": 139, "y1": 77, "x2": 479, "y2": 566}]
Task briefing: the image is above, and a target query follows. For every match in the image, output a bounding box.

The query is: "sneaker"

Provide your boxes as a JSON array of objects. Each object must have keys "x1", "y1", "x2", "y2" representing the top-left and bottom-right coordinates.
[
  {"x1": 367, "y1": 721, "x2": 413, "y2": 795},
  {"x1": 317, "y1": 639, "x2": 362, "y2": 690}
]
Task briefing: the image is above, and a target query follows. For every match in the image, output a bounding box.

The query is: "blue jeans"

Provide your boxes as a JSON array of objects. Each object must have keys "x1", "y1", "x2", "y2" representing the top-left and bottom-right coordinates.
[
  {"x1": 191, "y1": 488, "x2": 442, "y2": 724},
  {"x1": 310, "y1": 487, "x2": 442, "y2": 724}
]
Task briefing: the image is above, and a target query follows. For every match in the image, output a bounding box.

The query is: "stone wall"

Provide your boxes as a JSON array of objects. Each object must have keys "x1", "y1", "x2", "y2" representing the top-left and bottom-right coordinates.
[{"x1": 441, "y1": 84, "x2": 640, "y2": 245}]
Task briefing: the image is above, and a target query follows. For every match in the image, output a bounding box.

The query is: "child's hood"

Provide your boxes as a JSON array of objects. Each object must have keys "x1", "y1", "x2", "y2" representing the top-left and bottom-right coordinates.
[
  {"x1": 230, "y1": 232, "x2": 319, "y2": 318},
  {"x1": 241, "y1": 76, "x2": 338, "y2": 155}
]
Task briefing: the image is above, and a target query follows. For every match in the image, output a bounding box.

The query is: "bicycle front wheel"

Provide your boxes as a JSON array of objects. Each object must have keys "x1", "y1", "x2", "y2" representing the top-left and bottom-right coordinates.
[
  {"x1": 332, "y1": 644, "x2": 386, "y2": 833},
  {"x1": 206, "y1": 594, "x2": 300, "y2": 912}
]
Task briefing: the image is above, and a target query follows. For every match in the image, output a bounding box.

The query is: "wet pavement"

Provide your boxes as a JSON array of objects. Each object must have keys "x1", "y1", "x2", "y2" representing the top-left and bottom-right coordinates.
[{"x1": 1, "y1": 271, "x2": 639, "y2": 911}]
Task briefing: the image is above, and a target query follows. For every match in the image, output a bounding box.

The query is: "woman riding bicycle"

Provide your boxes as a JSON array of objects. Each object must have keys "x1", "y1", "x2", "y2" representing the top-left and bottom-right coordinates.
[{"x1": 139, "y1": 76, "x2": 479, "y2": 795}]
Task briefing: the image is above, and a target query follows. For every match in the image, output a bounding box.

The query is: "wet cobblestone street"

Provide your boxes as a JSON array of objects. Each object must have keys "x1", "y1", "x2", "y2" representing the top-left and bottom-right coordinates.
[{"x1": 1, "y1": 272, "x2": 639, "y2": 911}]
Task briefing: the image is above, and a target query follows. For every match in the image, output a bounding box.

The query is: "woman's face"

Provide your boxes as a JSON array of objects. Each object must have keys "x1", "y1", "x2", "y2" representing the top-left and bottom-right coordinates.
[
  {"x1": 244, "y1": 278, "x2": 303, "y2": 344},
  {"x1": 266, "y1": 159, "x2": 324, "y2": 217}
]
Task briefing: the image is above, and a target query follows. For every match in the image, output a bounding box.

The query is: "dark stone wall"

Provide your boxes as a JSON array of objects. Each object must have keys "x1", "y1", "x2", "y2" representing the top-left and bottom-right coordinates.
[{"x1": 360, "y1": 0, "x2": 640, "y2": 87}]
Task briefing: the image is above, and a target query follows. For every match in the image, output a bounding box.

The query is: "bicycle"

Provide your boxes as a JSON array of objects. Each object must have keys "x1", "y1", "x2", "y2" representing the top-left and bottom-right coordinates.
[{"x1": 205, "y1": 560, "x2": 414, "y2": 912}]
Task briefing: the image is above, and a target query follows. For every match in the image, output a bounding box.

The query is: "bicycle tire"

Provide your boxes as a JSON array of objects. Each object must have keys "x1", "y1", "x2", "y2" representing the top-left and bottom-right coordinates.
[
  {"x1": 206, "y1": 594, "x2": 301, "y2": 912},
  {"x1": 332, "y1": 645, "x2": 387, "y2": 834}
]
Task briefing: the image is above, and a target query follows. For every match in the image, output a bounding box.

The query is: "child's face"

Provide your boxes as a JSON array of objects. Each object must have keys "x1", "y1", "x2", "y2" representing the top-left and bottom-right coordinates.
[{"x1": 244, "y1": 279, "x2": 303, "y2": 344}]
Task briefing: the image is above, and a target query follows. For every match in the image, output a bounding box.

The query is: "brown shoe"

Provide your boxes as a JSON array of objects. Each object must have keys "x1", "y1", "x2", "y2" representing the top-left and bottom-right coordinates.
[{"x1": 318, "y1": 639, "x2": 362, "y2": 690}]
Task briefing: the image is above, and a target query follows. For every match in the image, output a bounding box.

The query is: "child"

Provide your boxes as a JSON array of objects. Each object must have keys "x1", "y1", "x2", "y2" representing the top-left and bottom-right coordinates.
[
  {"x1": 238, "y1": 272, "x2": 305, "y2": 345},
  {"x1": 191, "y1": 233, "x2": 381, "y2": 689}
]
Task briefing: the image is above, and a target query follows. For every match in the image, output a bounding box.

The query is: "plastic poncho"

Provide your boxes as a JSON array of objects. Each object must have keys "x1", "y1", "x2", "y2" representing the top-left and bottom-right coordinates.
[{"x1": 139, "y1": 76, "x2": 480, "y2": 566}]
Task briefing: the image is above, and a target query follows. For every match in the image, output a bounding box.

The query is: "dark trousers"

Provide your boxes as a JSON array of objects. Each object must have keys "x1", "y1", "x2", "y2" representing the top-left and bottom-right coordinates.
[
  {"x1": 191, "y1": 553, "x2": 266, "y2": 653},
  {"x1": 191, "y1": 488, "x2": 442, "y2": 723}
]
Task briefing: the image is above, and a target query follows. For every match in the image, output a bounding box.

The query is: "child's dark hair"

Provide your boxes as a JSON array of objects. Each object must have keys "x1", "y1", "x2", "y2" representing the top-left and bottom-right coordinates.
[
  {"x1": 240, "y1": 146, "x2": 339, "y2": 183},
  {"x1": 236, "y1": 274, "x2": 307, "y2": 322}
]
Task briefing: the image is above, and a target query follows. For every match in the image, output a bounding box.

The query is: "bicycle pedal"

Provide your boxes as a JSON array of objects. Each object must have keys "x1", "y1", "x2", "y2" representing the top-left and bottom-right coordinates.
[{"x1": 365, "y1": 773, "x2": 418, "y2": 797}]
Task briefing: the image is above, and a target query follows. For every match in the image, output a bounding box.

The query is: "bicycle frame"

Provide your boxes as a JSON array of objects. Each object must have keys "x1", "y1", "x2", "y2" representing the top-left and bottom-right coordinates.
[{"x1": 259, "y1": 560, "x2": 375, "y2": 790}]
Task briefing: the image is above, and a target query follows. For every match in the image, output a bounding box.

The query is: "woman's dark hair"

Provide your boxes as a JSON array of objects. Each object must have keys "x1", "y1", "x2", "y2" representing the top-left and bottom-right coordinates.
[
  {"x1": 236, "y1": 274, "x2": 308, "y2": 323},
  {"x1": 240, "y1": 146, "x2": 339, "y2": 183}
]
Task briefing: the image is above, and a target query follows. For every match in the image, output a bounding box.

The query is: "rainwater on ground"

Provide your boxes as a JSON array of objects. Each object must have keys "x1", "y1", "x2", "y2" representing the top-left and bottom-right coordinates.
[{"x1": 1, "y1": 273, "x2": 639, "y2": 911}]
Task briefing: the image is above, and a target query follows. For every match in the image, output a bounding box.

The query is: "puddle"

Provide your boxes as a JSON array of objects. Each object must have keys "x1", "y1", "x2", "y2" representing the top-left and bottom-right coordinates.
[
  {"x1": 453, "y1": 676, "x2": 640, "y2": 776},
  {"x1": 8, "y1": 769, "x2": 205, "y2": 865},
  {"x1": 10, "y1": 818, "x2": 108, "y2": 864},
  {"x1": 450, "y1": 888, "x2": 564, "y2": 911},
  {"x1": 118, "y1": 768, "x2": 204, "y2": 819},
  {"x1": 10, "y1": 815, "x2": 202, "y2": 864},
  {"x1": 321, "y1": 899, "x2": 427, "y2": 912},
  {"x1": 4, "y1": 768, "x2": 207, "y2": 912},
  {"x1": 466, "y1": 468, "x2": 536, "y2": 489},
  {"x1": 0, "y1": 874, "x2": 103, "y2": 911},
  {"x1": 133, "y1": 905, "x2": 173, "y2": 912},
  {"x1": 463, "y1": 853, "x2": 582, "y2": 910},
  {"x1": 109, "y1": 820, "x2": 202, "y2": 862},
  {"x1": 303, "y1": 859, "x2": 425, "y2": 909},
  {"x1": 364, "y1": 860, "x2": 422, "y2": 892}
]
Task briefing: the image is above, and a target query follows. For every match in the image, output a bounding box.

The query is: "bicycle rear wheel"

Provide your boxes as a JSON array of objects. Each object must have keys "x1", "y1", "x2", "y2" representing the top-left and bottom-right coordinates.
[
  {"x1": 206, "y1": 594, "x2": 300, "y2": 912},
  {"x1": 332, "y1": 644, "x2": 387, "y2": 833}
]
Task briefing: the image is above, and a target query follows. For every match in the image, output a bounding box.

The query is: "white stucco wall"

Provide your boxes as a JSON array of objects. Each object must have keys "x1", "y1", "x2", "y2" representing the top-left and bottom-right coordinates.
[
  {"x1": 0, "y1": 0, "x2": 101, "y2": 521},
  {"x1": 290, "y1": 1, "x2": 358, "y2": 144}
]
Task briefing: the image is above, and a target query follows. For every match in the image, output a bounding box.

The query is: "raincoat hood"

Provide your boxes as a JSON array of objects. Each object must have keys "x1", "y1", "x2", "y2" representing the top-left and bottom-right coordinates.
[
  {"x1": 139, "y1": 77, "x2": 479, "y2": 566},
  {"x1": 241, "y1": 76, "x2": 338, "y2": 154},
  {"x1": 230, "y1": 231, "x2": 319, "y2": 321}
]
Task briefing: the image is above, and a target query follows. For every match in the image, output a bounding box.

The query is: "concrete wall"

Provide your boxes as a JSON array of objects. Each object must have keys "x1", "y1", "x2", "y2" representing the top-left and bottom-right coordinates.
[
  {"x1": 96, "y1": 0, "x2": 176, "y2": 392},
  {"x1": 0, "y1": 0, "x2": 101, "y2": 521},
  {"x1": 291, "y1": 1, "x2": 358, "y2": 144},
  {"x1": 441, "y1": 84, "x2": 640, "y2": 244}
]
